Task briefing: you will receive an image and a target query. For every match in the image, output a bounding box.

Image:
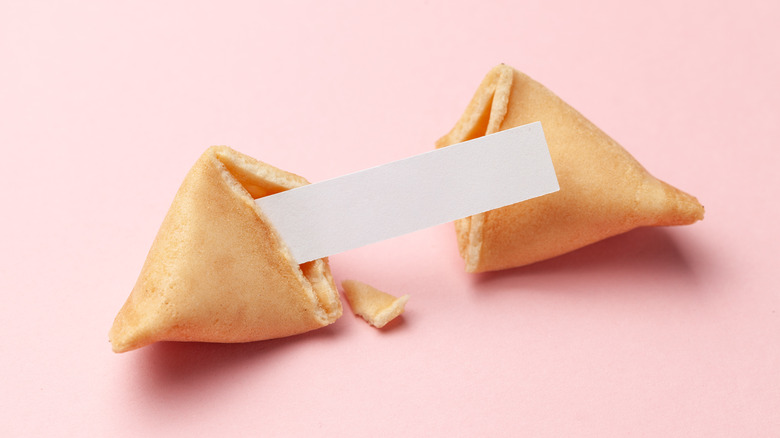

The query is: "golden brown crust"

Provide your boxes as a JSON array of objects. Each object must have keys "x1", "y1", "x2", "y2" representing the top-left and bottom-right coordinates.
[
  {"x1": 437, "y1": 65, "x2": 704, "y2": 272},
  {"x1": 341, "y1": 280, "x2": 408, "y2": 329},
  {"x1": 109, "y1": 146, "x2": 342, "y2": 353}
]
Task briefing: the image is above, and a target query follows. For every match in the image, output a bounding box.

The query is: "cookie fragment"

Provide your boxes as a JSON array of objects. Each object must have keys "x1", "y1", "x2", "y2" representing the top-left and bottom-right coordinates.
[{"x1": 341, "y1": 280, "x2": 409, "y2": 328}]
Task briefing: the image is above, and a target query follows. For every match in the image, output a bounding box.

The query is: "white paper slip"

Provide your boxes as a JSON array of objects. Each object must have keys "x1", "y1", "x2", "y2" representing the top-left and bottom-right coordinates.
[{"x1": 256, "y1": 121, "x2": 559, "y2": 264}]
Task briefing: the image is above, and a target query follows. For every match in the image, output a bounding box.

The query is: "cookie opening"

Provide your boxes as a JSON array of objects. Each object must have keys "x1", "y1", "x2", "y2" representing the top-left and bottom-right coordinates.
[{"x1": 213, "y1": 147, "x2": 342, "y2": 323}]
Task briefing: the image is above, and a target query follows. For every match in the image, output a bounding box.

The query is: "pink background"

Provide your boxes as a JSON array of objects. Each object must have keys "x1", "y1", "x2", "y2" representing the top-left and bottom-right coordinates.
[{"x1": 2, "y1": 1, "x2": 779, "y2": 436}]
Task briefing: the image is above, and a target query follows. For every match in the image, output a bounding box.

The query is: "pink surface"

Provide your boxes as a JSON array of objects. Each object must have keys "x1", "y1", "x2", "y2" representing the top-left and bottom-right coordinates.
[{"x1": 1, "y1": 1, "x2": 779, "y2": 436}]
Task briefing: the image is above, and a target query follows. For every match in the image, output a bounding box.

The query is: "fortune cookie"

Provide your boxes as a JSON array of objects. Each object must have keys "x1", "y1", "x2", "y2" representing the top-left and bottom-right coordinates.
[
  {"x1": 109, "y1": 146, "x2": 342, "y2": 352},
  {"x1": 341, "y1": 280, "x2": 409, "y2": 328},
  {"x1": 437, "y1": 65, "x2": 704, "y2": 272}
]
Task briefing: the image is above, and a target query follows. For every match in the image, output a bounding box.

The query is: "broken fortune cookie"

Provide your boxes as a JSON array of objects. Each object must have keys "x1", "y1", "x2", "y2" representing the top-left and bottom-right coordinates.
[
  {"x1": 109, "y1": 146, "x2": 342, "y2": 353},
  {"x1": 437, "y1": 64, "x2": 705, "y2": 273}
]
